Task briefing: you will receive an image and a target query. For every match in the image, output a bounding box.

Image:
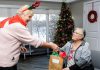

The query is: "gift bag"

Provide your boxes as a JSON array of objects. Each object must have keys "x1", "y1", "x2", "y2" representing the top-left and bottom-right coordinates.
[{"x1": 48, "y1": 52, "x2": 63, "y2": 70}]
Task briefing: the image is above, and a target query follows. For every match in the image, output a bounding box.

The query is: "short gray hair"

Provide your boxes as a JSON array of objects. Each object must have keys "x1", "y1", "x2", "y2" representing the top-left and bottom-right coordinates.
[{"x1": 74, "y1": 27, "x2": 86, "y2": 40}]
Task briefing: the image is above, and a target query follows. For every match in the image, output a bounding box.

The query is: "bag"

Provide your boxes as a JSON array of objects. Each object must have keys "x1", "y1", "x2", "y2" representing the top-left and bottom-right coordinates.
[
  {"x1": 63, "y1": 58, "x2": 67, "y2": 68},
  {"x1": 59, "y1": 50, "x2": 67, "y2": 68},
  {"x1": 48, "y1": 52, "x2": 63, "y2": 70}
]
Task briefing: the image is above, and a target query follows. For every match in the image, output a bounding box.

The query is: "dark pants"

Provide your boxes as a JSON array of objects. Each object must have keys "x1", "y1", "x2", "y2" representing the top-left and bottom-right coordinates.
[
  {"x1": 82, "y1": 64, "x2": 94, "y2": 70},
  {"x1": 0, "y1": 65, "x2": 17, "y2": 70},
  {"x1": 70, "y1": 64, "x2": 94, "y2": 70}
]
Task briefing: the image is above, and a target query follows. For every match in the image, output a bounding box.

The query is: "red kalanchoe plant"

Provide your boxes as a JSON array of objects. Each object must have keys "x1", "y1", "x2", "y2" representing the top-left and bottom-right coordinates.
[{"x1": 59, "y1": 51, "x2": 67, "y2": 58}]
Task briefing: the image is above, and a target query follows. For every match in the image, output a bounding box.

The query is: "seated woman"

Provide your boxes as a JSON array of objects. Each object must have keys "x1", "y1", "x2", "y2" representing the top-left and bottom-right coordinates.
[{"x1": 60, "y1": 28, "x2": 94, "y2": 70}]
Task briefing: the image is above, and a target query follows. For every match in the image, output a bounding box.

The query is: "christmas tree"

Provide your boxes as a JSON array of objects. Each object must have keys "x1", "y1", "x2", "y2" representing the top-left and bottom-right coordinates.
[{"x1": 54, "y1": 2, "x2": 74, "y2": 47}]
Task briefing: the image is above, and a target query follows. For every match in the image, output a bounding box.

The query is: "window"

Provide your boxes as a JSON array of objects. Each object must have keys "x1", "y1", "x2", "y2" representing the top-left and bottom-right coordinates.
[
  {"x1": 28, "y1": 10, "x2": 60, "y2": 42},
  {"x1": 31, "y1": 14, "x2": 46, "y2": 41},
  {"x1": 49, "y1": 14, "x2": 59, "y2": 42}
]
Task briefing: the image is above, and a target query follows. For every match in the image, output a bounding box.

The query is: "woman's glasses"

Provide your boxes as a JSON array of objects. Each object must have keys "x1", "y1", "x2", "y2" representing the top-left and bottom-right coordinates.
[{"x1": 73, "y1": 32, "x2": 83, "y2": 36}]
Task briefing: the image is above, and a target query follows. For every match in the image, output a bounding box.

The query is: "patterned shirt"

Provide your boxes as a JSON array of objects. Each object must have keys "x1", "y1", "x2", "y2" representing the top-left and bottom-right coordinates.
[{"x1": 67, "y1": 48, "x2": 75, "y2": 67}]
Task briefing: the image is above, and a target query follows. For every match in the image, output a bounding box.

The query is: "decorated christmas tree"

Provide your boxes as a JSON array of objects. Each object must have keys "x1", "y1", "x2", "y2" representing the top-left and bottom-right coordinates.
[{"x1": 54, "y1": 2, "x2": 74, "y2": 47}]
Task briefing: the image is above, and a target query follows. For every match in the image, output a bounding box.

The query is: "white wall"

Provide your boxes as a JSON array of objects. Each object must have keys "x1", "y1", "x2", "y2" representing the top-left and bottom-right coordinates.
[
  {"x1": 70, "y1": 0, "x2": 91, "y2": 28},
  {"x1": 70, "y1": 1, "x2": 83, "y2": 27},
  {"x1": 0, "y1": 0, "x2": 93, "y2": 28},
  {"x1": 0, "y1": 0, "x2": 61, "y2": 10},
  {"x1": 0, "y1": 0, "x2": 86, "y2": 28}
]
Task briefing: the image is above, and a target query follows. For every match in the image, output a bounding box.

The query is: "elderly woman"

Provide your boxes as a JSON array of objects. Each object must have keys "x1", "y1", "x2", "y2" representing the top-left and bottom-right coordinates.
[{"x1": 61, "y1": 28, "x2": 94, "y2": 70}]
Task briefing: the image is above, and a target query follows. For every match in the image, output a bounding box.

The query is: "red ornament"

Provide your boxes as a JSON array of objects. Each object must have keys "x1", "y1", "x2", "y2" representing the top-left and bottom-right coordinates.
[
  {"x1": 59, "y1": 51, "x2": 67, "y2": 58},
  {"x1": 32, "y1": 1, "x2": 40, "y2": 8},
  {"x1": 28, "y1": 1, "x2": 40, "y2": 9},
  {"x1": 22, "y1": 1, "x2": 40, "y2": 12},
  {"x1": 61, "y1": 38, "x2": 64, "y2": 41},
  {"x1": 88, "y1": 10, "x2": 97, "y2": 23}
]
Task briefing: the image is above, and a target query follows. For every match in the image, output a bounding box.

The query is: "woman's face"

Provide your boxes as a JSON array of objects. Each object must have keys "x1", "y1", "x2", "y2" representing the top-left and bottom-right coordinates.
[
  {"x1": 21, "y1": 10, "x2": 33, "y2": 23},
  {"x1": 72, "y1": 28, "x2": 84, "y2": 41}
]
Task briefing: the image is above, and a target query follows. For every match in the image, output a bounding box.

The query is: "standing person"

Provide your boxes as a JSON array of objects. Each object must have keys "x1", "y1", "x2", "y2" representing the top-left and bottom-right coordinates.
[
  {"x1": 0, "y1": 5, "x2": 59, "y2": 70},
  {"x1": 60, "y1": 28, "x2": 94, "y2": 70}
]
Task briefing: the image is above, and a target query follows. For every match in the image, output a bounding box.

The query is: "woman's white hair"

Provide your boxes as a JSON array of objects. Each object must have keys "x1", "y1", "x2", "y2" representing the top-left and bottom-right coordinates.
[
  {"x1": 75, "y1": 27, "x2": 85, "y2": 33},
  {"x1": 17, "y1": 5, "x2": 33, "y2": 15}
]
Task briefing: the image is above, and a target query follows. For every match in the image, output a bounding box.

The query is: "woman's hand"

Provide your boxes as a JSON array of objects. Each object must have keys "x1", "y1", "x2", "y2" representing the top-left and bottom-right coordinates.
[
  {"x1": 49, "y1": 42, "x2": 59, "y2": 52},
  {"x1": 62, "y1": 67, "x2": 70, "y2": 70},
  {"x1": 20, "y1": 47, "x2": 28, "y2": 53},
  {"x1": 42, "y1": 42, "x2": 59, "y2": 52}
]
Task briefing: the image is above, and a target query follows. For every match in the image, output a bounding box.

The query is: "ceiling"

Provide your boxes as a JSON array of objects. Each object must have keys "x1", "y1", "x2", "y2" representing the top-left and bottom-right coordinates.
[
  {"x1": 1, "y1": 0, "x2": 81, "y2": 3},
  {"x1": 40, "y1": 0, "x2": 81, "y2": 3}
]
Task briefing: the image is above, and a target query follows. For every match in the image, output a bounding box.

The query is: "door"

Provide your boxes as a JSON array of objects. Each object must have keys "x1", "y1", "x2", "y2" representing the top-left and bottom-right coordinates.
[
  {"x1": 83, "y1": 1, "x2": 100, "y2": 69},
  {"x1": 83, "y1": 1, "x2": 100, "y2": 51}
]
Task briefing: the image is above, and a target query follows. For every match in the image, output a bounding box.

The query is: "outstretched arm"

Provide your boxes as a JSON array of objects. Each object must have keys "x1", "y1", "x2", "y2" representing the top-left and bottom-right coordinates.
[{"x1": 41, "y1": 42, "x2": 59, "y2": 52}]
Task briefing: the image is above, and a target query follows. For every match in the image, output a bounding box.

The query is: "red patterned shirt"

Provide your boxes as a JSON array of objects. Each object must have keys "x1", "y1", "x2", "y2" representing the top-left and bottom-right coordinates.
[{"x1": 67, "y1": 49, "x2": 75, "y2": 67}]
